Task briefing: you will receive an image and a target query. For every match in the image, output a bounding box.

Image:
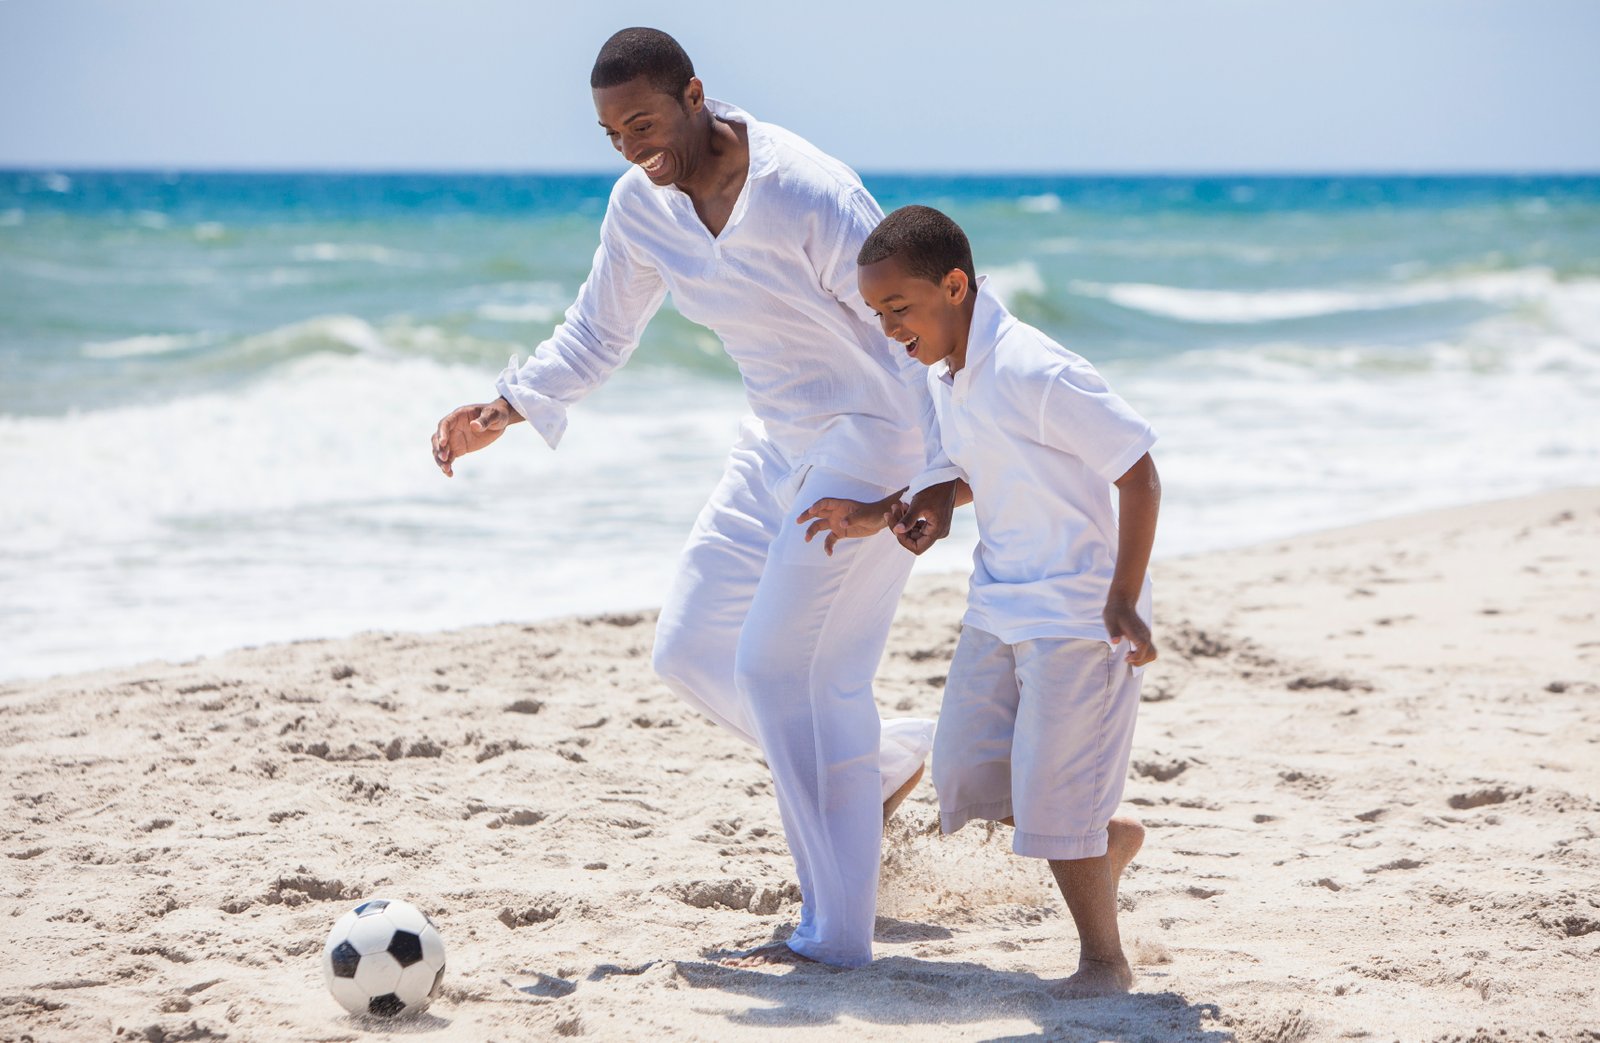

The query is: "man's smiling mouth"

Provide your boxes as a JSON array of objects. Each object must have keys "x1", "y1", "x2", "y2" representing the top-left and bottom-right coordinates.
[{"x1": 641, "y1": 153, "x2": 667, "y2": 175}]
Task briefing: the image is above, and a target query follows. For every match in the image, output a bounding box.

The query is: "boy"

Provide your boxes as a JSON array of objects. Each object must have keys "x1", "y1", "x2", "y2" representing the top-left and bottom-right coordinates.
[{"x1": 798, "y1": 205, "x2": 1160, "y2": 996}]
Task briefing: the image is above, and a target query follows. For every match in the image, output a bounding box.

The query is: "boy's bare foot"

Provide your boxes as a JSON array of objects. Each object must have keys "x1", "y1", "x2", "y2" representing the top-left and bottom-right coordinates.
[
  {"x1": 1106, "y1": 816, "x2": 1145, "y2": 885},
  {"x1": 718, "y1": 940, "x2": 818, "y2": 969},
  {"x1": 882, "y1": 761, "x2": 925, "y2": 825},
  {"x1": 1052, "y1": 956, "x2": 1135, "y2": 998}
]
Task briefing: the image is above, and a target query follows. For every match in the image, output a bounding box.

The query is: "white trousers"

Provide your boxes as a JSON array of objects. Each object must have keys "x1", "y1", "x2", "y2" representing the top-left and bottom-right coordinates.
[{"x1": 652, "y1": 422, "x2": 934, "y2": 967}]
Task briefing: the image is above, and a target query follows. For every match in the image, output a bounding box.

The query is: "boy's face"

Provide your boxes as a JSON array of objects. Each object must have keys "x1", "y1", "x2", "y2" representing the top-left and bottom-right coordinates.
[
  {"x1": 858, "y1": 255, "x2": 972, "y2": 369},
  {"x1": 593, "y1": 75, "x2": 704, "y2": 187}
]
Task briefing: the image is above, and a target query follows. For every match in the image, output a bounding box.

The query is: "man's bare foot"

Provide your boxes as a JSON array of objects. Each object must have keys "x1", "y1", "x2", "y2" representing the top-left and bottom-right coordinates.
[
  {"x1": 883, "y1": 761, "x2": 925, "y2": 825},
  {"x1": 1106, "y1": 816, "x2": 1145, "y2": 886},
  {"x1": 718, "y1": 940, "x2": 818, "y2": 969},
  {"x1": 1052, "y1": 956, "x2": 1134, "y2": 998}
]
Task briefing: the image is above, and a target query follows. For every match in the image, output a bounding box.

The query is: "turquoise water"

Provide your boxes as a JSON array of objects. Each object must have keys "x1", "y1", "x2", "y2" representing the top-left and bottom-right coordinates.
[{"x1": 3, "y1": 171, "x2": 1597, "y2": 678}]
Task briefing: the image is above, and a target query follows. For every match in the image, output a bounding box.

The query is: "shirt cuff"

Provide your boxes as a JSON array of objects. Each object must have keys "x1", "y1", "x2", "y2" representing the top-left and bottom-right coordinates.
[
  {"x1": 906, "y1": 465, "x2": 965, "y2": 499},
  {"x1": 495, "y1": 355, "x2": 569, "y2": 450}
]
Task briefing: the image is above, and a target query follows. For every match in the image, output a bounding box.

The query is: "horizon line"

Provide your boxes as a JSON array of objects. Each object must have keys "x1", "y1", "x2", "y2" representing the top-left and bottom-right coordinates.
[{"x1": 4, "y1": 165, "x2": 1600, "y2": 180}]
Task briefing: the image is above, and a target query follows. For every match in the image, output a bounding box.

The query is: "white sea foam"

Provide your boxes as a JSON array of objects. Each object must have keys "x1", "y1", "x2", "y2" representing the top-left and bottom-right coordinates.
[
  {"x1": 291, "y1": 242, "x2": 430, "y2": 266},
  {"x1": 986, "y1": 260, "x2": 1047, "y2": 304},
  {"x1": 0, "y1": 354, "x2": 751, "y2": 679},
  {"x1": 82, "y1": 332, "x2": 215, "y2": 359},
  {"x1": 1073, "y1": 268, "x2": 1565, "y2": 324},
  {"x1": 1017, "y1": 193, "x2": 1062, "y2": 213}
]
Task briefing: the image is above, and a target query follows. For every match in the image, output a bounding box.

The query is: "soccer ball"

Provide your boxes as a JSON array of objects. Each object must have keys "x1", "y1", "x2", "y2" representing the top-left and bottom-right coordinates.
[{"x1": 321, "y1": 898, "x2": 447, "y2": 1018}]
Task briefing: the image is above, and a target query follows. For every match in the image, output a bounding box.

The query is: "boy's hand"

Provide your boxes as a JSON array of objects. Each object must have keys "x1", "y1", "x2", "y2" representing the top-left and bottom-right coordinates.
[
  {"x1": 796, "y1": 488, "x2": 908, "y2": 556},
  {"x1": 431, "y1": 397, "x2": 521, "y2": 477},
  {"x1": 892, "y1": 481, "x2": 959, "y2": 555},
  {"x1": 1104, "y1": 598, "x2": 1158, "y2": 667}
]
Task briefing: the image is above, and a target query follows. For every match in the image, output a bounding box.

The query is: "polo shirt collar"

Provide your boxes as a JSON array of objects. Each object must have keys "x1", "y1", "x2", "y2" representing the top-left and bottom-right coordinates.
[{"x1": 935, "y1": 275, "x2": 1011, "y2": 383}]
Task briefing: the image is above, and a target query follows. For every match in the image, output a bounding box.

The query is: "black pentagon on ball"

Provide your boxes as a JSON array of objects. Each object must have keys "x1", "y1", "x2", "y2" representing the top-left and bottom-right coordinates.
[
  {"x1": 367, "y1": 993, "x2": 406, "y2": 1018},
  {"x1": 387, "y1": 929, "x2": 424, "y2": 967},
  {"x1": 328, "y1": 941, "x2": 361, "y2": 979},
  {"x1": 353, "y1": 899, "x2": 390, "y2": 916}
]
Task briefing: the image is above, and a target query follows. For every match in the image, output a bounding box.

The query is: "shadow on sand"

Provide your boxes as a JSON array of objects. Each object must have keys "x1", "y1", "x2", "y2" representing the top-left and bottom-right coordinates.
[{"x1": 676, "y1": 948, "x2": 1228, "y2": 1042}]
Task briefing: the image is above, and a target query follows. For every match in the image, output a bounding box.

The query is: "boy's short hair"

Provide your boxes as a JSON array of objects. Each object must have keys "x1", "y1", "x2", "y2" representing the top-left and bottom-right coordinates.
[
  {"x1": 591, "y1": 27, "x2": 695, "y2": 99},
  {"x1": 858, "y1": 205, "x2": 976, "y2": 285}
]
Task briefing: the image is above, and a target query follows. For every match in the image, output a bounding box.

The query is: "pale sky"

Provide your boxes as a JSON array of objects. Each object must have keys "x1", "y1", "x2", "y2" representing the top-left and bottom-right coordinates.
[{"x1": 1, "y1": 0, "x2": 1597, "y2": 172}]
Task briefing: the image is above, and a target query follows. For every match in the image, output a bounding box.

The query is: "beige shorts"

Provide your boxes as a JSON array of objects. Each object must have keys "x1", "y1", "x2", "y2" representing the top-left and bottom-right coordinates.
[{"x1": 932, "y1": 626, "x2": 1142, "y2": 860}]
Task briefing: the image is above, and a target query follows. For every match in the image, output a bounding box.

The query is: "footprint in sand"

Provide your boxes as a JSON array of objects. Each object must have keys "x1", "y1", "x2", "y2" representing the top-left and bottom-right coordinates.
[
  {"x1": 1132, "y1": 756, "x2": 1190, "y2": 782},
  {"x1": 487, "y1": 809, "x2": 548, "y2": 829},
  {"x1": 1448, "y1": 785, "x2": 1525, "y2": 810}
]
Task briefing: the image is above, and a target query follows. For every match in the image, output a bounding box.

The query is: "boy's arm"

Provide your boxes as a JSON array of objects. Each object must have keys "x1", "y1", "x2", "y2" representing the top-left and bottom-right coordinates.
[{"x1": 1105, "y1": 453, "x2": 1161, "y2": 666}]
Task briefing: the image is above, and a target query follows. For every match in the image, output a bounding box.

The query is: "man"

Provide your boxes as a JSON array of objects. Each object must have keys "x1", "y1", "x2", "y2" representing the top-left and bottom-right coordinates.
[{"x1": 430, "y1": 28, "x2": 956, "y2": 968}]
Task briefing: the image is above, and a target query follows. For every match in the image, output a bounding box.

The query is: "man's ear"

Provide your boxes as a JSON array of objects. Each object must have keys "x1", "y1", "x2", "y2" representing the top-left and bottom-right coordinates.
[
  {"x1": 682, "y1": 77, "x2": 704, "y2": 114},
  {"x1": 943, "y1": 268, "x2": 970, "y2": 305}
]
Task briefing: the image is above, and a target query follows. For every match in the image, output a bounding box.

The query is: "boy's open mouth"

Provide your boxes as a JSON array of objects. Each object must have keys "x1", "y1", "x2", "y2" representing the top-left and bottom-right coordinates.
[{"x1": 903, "y1": 336, "x2": 920, "y2": 357}]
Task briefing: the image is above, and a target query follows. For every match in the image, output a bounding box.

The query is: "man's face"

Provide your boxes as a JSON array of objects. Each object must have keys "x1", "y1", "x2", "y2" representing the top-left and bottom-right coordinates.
[
  {"x1": 593, "y1": 76, "x2": 702, "y2": 186},
  {"x1": 858, "y1": 255, "x2": 971, "y2": 368}
]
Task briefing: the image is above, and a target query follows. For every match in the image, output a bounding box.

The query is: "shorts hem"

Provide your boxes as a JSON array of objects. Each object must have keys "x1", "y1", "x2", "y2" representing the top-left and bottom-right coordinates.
[
  {"x1": 1012, "y1": 827, "x2": 1109, "y2": 861},
  {"x1": 940, "y1": 799, "x2": 1014, "y2": 835}
]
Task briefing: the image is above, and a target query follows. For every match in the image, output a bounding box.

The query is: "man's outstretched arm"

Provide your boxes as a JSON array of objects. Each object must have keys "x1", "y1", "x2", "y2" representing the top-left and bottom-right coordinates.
[{"x1": 429, "y1": 205, "x2": 666, "y2": 475}]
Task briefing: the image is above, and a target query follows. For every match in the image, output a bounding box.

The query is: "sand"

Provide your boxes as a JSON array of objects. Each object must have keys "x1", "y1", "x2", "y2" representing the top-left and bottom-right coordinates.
[{"x1": 3, "y1": 488, "x2": 1597, "y2": 1042}]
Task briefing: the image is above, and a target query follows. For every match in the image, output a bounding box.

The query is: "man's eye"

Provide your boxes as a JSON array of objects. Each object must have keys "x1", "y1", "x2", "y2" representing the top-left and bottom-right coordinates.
[{"x1": 634, "y1": 123, "x2": 652, "y2": 132}]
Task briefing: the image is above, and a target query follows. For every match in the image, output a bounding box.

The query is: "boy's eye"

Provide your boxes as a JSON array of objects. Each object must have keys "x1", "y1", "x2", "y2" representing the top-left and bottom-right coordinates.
[{"x1": 891, "y1": 306, "x2": 908, "y2": 315}]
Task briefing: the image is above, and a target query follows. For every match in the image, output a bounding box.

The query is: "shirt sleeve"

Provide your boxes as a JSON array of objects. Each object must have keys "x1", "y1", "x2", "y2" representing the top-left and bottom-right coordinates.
[
  {"x1": 1036, "y1": 359, "x2": 1157, "y2": 483},
  {"x1": 814, "y1": 185, "x2": 963, "y2": 496},
  {"x1": 494, "y1": 208, "x2": 668, "y2": 449}
]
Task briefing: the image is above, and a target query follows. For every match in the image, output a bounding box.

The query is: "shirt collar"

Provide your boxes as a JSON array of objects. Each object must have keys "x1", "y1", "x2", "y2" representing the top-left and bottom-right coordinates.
[
  {"x1": 934, "y1": 275, "x2": 1011, "y2": 383},
  {"x1": 705, "y1": 98, "x2": 779, "y2": 181}
]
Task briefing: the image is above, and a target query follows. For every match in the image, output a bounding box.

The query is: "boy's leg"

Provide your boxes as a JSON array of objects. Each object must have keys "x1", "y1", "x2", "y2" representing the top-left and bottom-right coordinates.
[
  {"x1": 733, "y1": 467, "x2": 926, "y2": 968},
  {"x1": 1011, "y1": 638, "x2": 1143, "y2": 995}
]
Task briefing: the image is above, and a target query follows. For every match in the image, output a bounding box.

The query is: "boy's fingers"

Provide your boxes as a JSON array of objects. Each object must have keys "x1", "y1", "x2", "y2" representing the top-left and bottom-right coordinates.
[{"x1": 804, "y1": 518, "x2": 832, "y2": 542}]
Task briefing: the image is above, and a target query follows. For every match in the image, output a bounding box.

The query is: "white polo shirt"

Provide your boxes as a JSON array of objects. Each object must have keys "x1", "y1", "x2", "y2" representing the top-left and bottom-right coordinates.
[
  {"x1": 914, "y1": 278, "x2": 1157, "y2": 645},
  {"x1": 495, "y1": 99, "x2": 954, "y2": 493}
]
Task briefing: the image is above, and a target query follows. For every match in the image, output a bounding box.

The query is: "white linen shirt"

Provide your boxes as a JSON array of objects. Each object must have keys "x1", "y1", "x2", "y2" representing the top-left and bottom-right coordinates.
[
  {"x1": 914, "y1": 278, "x2": 1157, "y2": 645},
  {"x1": 495, "y1": 99, "x2": 957, "y2": 492}
]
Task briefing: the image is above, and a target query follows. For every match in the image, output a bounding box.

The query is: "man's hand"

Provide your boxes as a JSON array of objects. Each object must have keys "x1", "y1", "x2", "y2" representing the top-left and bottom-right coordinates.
[
  {"x1": 796, "y1": 487, "x2": 907, "y2": 556},
  {"x1": 890, "y1": 480, "x2": 961, "y2": 555},
  {"x1": 431, "y1": 397, "x2": 522, "y2": 477},
  {"x1": 1103, "y1": 598, "x2": 1158, "y2": 667}
]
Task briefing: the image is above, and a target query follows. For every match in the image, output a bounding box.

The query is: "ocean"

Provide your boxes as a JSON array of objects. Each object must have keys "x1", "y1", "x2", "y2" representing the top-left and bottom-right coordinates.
[{"x1": 2, "y1": 171, "x2": 1597, "y2": 680}]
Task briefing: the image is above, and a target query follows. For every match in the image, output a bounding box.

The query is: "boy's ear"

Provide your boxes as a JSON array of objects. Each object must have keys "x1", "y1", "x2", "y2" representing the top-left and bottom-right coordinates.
[{"x1": 942, "y1": 269, "x2": 970, "y2": 305}]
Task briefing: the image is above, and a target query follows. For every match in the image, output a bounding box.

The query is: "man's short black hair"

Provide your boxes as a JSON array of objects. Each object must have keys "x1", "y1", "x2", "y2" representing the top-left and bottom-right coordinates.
[
  {"x1": 591, "y1": 27, "x2": 695, "y2": 99},
  {"x1": 857, "y1": 205, "x2": 976, "y2": 285}
]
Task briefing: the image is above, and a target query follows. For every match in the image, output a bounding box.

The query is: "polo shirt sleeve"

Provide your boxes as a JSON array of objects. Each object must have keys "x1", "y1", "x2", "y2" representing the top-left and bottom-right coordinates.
[
  {"x1": 815, "y1": 186, "x2": 964, "y2": 495},
  {"x1": 494, "y1": 206, "x2": 667, "y2": 449},
  {"x1": 1036, "y1": 359, "x2": 1157, "y2": 484}
]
